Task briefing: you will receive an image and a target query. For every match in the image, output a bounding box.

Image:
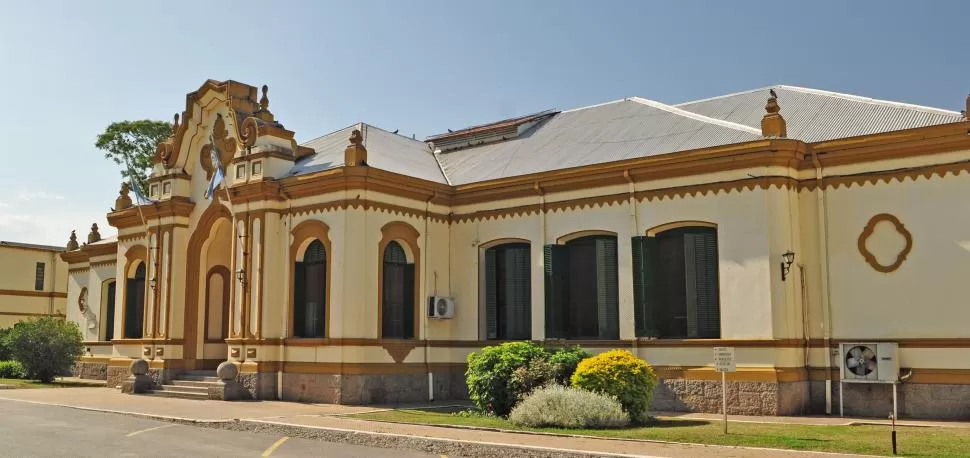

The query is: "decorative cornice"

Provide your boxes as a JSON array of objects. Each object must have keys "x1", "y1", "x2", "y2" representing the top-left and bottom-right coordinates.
[{"x1": 107, "y1": 197, "x2": 194, "y2": 229}]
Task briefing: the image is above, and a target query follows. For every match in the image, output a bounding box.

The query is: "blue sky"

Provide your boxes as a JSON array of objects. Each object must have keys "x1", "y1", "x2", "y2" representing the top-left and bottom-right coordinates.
[{"x1": 1, "y1": 0, "x2": 969, "y2": 245}]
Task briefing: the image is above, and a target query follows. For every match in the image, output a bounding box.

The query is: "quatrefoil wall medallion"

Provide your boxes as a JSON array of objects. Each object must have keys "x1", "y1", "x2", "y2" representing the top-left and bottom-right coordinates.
[{"x1": 857, "y1": 213, "x2": 913, "y2": 273}]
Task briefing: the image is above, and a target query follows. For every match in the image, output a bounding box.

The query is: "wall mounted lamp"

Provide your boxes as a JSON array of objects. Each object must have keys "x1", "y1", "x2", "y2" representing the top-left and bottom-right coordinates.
[{"x1": 781, "y1": 250, "x2": 795, "y2": 281}]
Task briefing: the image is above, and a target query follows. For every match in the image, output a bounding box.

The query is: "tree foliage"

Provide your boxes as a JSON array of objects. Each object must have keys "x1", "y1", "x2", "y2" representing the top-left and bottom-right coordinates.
[
  {"x1": 5, "y1": 318, "x2": 83, "y2": 383},
  {"x1": 95, "y1": 120, "x2": 172, "y2": 193}
]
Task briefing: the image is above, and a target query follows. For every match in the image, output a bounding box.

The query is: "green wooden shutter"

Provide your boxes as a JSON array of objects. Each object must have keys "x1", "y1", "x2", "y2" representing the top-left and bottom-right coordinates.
[
  {"x1": 632, "y1": 236, "x2": 661, "y2": 337},
  {"x1": 504, "y1": 245, "x2": 531, "y2": 340},
  {"x1": 403, "y1": 263, "x2": 416, "y2": 339},
  {"x1": 595, "y1": 237, "x2": 619, "y2": 339},
  {"x1": 105, "y1": 282, "x2": 116, "y2": 341},
  {"x1": 319, "y1": 255, "x2": 327, "y2": 338},
  {"x1": 293, "y1": 262, "x2": 306, "y2": 337},
  {"x1": 684, "y1": 229, "x2": 721, "y2": 338},
  {"x1": 484, "y1": 248, "x2": 498, "y2": 339},
  {"x1": 543, "y1": 244, "x2": 568, "y2": 339}
]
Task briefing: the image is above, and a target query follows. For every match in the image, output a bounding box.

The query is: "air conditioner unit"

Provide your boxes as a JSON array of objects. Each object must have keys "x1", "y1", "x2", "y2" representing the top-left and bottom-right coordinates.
[
  {"x1": 839, "y1": 342, "x2": 899, "y2": 383},
  {"x1": 427, "y1": 296, "x2": 455, "y2": 319}
]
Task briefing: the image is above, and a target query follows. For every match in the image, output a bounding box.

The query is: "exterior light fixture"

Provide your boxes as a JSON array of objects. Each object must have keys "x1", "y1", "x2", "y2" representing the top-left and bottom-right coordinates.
[
  {"x1": 236, "y1": 269, "x2": 247, "y2": 288},
  {"x1": 781, "y1": 251, "x2": 795, "y2": 281},
  {"x1": 150, "y1": 277, "x2": 158, "y2": 290}
]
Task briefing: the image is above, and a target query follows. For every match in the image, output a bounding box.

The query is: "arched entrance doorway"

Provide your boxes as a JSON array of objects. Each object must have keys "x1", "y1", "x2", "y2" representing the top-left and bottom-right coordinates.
[{"x1": 184, "y1": 204, "x2": 232, "y2": 369}]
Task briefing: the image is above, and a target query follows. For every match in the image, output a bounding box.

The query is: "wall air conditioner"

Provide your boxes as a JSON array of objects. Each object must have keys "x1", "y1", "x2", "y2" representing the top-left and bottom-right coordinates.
[
  {"x1": 427, "y1": 296, "x2": 455, "y2": 319},
  {"x1": 839, "y1": 342, "x2": 899, "y2": 383}
]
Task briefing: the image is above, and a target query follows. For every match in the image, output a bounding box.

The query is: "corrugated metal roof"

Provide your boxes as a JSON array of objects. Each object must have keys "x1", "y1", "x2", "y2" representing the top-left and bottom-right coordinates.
[
  {"x1": 435, "y1": 98, "x2": 762, "y2": 185},
  {"x1": 675, "y1": 85, "x2": 963, "y2": 143},
  {"x1": 292, "y1": 123, "x2": 448, "y2": 184},
  {"x1": 0, "y1": 241, "x2": 65, "y2": 251}
]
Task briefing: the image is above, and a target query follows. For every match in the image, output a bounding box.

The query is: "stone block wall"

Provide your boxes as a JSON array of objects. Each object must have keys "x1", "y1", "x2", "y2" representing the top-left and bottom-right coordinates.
[
  {"x1": 106, "y1": 364, "x2": 130, "y2": 388},
  {"x1": 652, "y1": 378, "x2": 809, "y2": 416},
  {"x1": 238, "y1": 372, "x2": 277, "y2": 400},
  {"x1": 280, "y1": 369, "x2": 468, "y2": 405},
  {"x1": 72, "y1": 361, "x2": 107, "y2": 380},
  {"x1": 810, "y1": 381, "x2": 970, "y2": 420}
]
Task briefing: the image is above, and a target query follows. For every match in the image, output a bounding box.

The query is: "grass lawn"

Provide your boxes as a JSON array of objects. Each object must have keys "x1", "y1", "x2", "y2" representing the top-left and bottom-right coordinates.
[
  {"x1": 350, "y1": 409, "x2": 970, "y2": 457},
  {"x1": 0, "y1": 378, "x2": 97, "y2": 389}
]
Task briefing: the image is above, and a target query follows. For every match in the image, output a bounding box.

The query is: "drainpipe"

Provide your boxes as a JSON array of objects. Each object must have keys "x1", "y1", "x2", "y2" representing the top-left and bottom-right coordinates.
[
  {"x1": 811, "y1": 149, "x2": 834, "y2": 415},
  {"x1": 424, "y1": 191, "x2": 435, "y2": 402},
  {"x1": 533, "y1": 182, "x2": 546, "y2": 341},
  {"x1": 624, "y1": 170, "x2": 638, "y2": 352},
  {"x1": 49, "y1": 251, "x2": 56, "y2": 316}
]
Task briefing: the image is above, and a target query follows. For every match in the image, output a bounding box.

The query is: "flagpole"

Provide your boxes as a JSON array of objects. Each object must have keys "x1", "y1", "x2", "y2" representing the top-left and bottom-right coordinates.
[{"x1": 121, "y1": 153, "x2": 150, "y2": 231}]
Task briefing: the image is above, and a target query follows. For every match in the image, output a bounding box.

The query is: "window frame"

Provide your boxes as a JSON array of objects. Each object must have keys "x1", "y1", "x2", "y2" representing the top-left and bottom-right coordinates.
[{"x1": 480, "y1": 241, "x2": 532, "y2": 341}]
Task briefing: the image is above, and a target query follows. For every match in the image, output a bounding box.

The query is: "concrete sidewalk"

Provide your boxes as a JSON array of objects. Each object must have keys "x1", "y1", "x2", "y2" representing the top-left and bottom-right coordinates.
[{"x1": 0, "y1": 386, "x2": 899, "y2": 458}]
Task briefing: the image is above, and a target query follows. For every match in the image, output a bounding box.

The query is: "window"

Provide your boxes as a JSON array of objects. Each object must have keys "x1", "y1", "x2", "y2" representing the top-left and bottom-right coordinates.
[
  {"x1": 162, "y1": 181, "x2": 172, "y2": 195},
  {"x1": 483, "y1": 243, "x2": 531, "y2": 340},
  {"x1": 293, "y1": 240, "x2": 327, "y2": 338},
  {"x1": 103, "y1": 280, "x2": 116, "y2": 341},
  {"x1": 124, "y1": 263, "x2": 146, "y2": 339},
  {"x1": 34, "y1": 262, "x2": 45, "y2": 291},
  {"x1": 382, "y1": 241, "x2": 415, "y2": 339},
  {"x1": 150, "y1": 184, "x2": 159, "y2": 198},
  {"x1": 236, "y1": 164, "x2": 247, "y2": 180},
  {"x1": 633, "y1": 226, "x2": 720, "y2": 338},
  {"x1": 252, "y1": 161, "x2": 262, "y2": 177},
  {"x1": 544, "y1": 235, "x2": 619, "y2": 340}
]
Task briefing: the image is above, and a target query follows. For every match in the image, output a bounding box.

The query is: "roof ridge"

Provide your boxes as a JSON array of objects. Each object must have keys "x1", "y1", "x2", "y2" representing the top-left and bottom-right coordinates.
[
  {"x1": 298, "y1": 123, "x2": 360, "y2": 147},
  {"x1": 560, "y1": 98, "x2": 628, "y2": 113},
  {"x1": 777, "y1": 85, "x2": 961, "y2": 117},
  {"x1": 672, "y1": 86, "x2": 771, "y2": 107},
  {"x1": 626, "y1": 97, "x2": 762, "y2": 135}
]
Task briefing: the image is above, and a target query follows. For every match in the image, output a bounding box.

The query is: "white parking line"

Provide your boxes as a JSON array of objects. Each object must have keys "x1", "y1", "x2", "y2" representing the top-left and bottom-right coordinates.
[{"x1": 125, "y1": 424, "x2": 175, "y2": 437}]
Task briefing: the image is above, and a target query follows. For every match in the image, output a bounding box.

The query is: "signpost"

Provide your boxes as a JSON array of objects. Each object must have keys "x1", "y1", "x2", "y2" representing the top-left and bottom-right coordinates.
[{"x1": 713, "y1": 347, "x2": 736, "y2": 434}]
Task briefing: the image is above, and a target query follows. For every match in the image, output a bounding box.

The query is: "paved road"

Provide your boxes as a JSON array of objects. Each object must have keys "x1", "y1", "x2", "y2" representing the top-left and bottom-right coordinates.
[{"x1": 0, "y1": 399, "x2": 436, "y2": 458}]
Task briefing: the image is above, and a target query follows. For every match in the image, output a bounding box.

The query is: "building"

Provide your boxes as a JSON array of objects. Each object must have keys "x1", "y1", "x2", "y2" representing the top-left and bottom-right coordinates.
[
  {"x1": 62, "y1": 80, "x2": 970, "y2": 419},
  {"x1": 0, "y1": 241, "x2": 68, "y2": 328}
]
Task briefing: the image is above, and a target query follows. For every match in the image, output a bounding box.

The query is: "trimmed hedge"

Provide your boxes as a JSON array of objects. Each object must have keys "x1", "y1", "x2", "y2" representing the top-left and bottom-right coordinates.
[
  {"x1": 571, "y1": 349, "x2": 658, "y2": 423},
  {"x1": 509, "y1": 385, "x2": 630, "y2": 428},
  {"x1": 0, "y1": 360, "x2": 26, "y2": 379}
]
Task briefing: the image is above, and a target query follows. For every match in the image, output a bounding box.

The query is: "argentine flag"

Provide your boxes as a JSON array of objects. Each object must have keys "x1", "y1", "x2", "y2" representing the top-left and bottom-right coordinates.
[
  {"x1": 204, "y1": 143, "x2": 226, "y2": 200},
  {"x1": 131, "y1": 180, "x2": 152, "y2": 206}
]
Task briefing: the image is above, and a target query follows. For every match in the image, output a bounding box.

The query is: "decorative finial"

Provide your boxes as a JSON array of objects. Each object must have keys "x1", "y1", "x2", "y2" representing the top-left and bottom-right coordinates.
[
  {"x1": 344, "y1": 128, "x2": 368, "y2": 166},
  {"x1": 67, "y1": 231, "x2": 79, "y2": 251},
  {"x1": 965, "y1": 93, "x2": 969, "y2": 119},
  {"x1": 761, "y1": 89, "x2": 787, "y2": 138},
  {"x1": 87, "y1": 223, "x2": 101, "y2": 244},
  {"x1": 173, "y1": 113, "x2": 180, "y2": 134},
  {"x1": 260, "y1": 85, "x2": 269, "y2": 111},
  {"x1": 115, "y1": 182, "x2": 133, "y2": 210}
]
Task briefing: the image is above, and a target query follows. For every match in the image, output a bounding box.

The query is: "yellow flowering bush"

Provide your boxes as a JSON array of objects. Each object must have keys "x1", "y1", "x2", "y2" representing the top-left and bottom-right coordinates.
[{"x1": 570, "y1": 349, "x2": 658, "y2": 422}]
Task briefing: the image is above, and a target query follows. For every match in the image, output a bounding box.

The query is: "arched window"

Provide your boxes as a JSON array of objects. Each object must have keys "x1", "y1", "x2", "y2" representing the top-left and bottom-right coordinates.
[
  {"x1": 382, "y1": 241, "x2": 414, "y2": 339},
  {"x1": 102, "y1": 280, "x2": 116, "y2": 341},
  {"x1": 633, "y1": 226, "x2": 720, "y2": 338},
  {"x1": 294, "y1": 240, "x2": 327, "y2": 338},
  {"x1": 483, "y1": 243, "x2": 531, "y2": 340},
  {"x1": 544, "y1": 235, "x2": 619, "y2": 340},
  {"x1": 124, "y1": 263, "x2": 146, "y2": 339}
]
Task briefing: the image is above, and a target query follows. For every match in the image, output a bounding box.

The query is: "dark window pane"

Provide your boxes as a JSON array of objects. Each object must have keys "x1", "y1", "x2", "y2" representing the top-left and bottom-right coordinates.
[{"x1": 34, "y1": 262, "x2": 45, "y2": 291}]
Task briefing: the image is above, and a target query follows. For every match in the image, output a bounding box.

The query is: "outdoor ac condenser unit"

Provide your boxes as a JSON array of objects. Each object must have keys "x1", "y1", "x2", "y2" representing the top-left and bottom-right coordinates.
[
  {"x1": 839, "y1": 342, "x2": 899, "y2": 383},
  {"x1": 427, "y1": 296, "x2": 456, "y2": 319}
]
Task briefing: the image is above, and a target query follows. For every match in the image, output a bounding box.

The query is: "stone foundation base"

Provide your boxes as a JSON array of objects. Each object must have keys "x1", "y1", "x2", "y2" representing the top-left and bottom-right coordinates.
[
  {"x1": 72, "y1": 361, "x2": 107, "y2": 380},
  {"x1": 810, "y1": 381, "x2": 970, "y2": 420},
  {"x1": 238, "y1": 372, "x2": 278, "y2": 400},
  {"x1": 281, "y1": 370, "x2": 467, "y2": 404},
  {"x1": 106, "y1": 364, "x2": 130, "y2": 388},
  {"x1": 652, "y1": 378, "x2": 809, "y2": 416}
]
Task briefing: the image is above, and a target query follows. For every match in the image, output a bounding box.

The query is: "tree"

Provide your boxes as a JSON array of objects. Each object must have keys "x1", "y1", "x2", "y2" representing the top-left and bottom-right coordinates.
[
  {"x1": 95, "y1": 120, "x2": 173, "y2": 193},
  {"x1": 6, "y1": 318, "x2": 83, "y2": 383}
]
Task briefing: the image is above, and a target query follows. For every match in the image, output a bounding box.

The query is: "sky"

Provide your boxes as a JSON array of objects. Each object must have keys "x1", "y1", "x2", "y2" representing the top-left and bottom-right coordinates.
[{"x1": 1, "y1": 0, "x2": 969, "y2": 245}]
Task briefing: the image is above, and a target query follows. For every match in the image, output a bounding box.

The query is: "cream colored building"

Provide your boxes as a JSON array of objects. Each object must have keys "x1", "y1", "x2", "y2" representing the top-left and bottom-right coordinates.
[
  {"x1": 62, "y1": 80, "x2": 970, "y2": 419},
  {"x1": 0, "y1": 241, "x2": 67, "y2": 328}
]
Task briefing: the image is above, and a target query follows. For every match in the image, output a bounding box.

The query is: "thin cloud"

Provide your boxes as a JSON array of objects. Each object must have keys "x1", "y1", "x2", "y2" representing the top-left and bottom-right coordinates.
[{"x1": 16, "y1": 191, "x2": 65, "y2": 201}]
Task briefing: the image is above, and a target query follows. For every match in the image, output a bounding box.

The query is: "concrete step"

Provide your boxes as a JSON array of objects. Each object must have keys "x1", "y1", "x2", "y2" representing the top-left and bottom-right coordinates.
[
  {"x1": 144, "y1": 388, "x2": 209, "y2": 400},
  {"x1": 170, "y1": 380, "x2": 221, "y2": 389},
  {"x1": 174, "y1": 375, "x2": 221, "y2": 383},
  {"x1": 155, "y1": 384, "x2": 209, "y2": 395}
]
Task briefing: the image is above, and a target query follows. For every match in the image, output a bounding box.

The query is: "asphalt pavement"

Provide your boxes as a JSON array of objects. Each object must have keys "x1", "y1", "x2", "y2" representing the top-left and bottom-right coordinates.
[{"x1": 0, "y1": 399, "x2": 437, "y2": 458}]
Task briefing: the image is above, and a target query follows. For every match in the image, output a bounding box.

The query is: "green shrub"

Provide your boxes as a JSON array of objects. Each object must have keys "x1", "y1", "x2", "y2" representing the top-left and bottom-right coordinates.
[
  {"x1": 546, "y1": 345, "x2": 591, "y2": 385},
  {"x1": 0, "y1": 327, "x2": 11, "y2": 361},
  {"x1": 509, "y1": 385, "x2": 630, "y2": 429},
  {"x1": 466, "y1": 341, "x2": 548, "y2": 416},
  {"x1": 509, "y1": 357, "x2": 557, "y2": 401},
  {"x1": 0, "y1": 360, "x2": 26, "y2": 379},
  {"x1": 6, "y1": 318, "x2": 83, "y2": 383},
  {"x1": 571, "y1": 349, "x2": 658, "y2": 423}
]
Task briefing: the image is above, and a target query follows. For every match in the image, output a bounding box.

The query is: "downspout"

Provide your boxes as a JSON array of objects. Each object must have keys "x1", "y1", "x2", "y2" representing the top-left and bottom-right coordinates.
[
  {"x1": 624, "y1": 170, "x2": 638, "y2": 353},
  {"x1": 424, "y1": 191, "x2": 435, "y2": 401},
  {"x1": 278, "y1": 182, "x2": 291, "y2": 400},
  {"x1": 811, "y1": 149, "x2": 834, "y2": 415},
  {"x1": 533, "y1": 182, "x2": 546, "y2": 341},
  {"x1": 49, "y1": 251, "x2": 56, "y2": 316}
]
